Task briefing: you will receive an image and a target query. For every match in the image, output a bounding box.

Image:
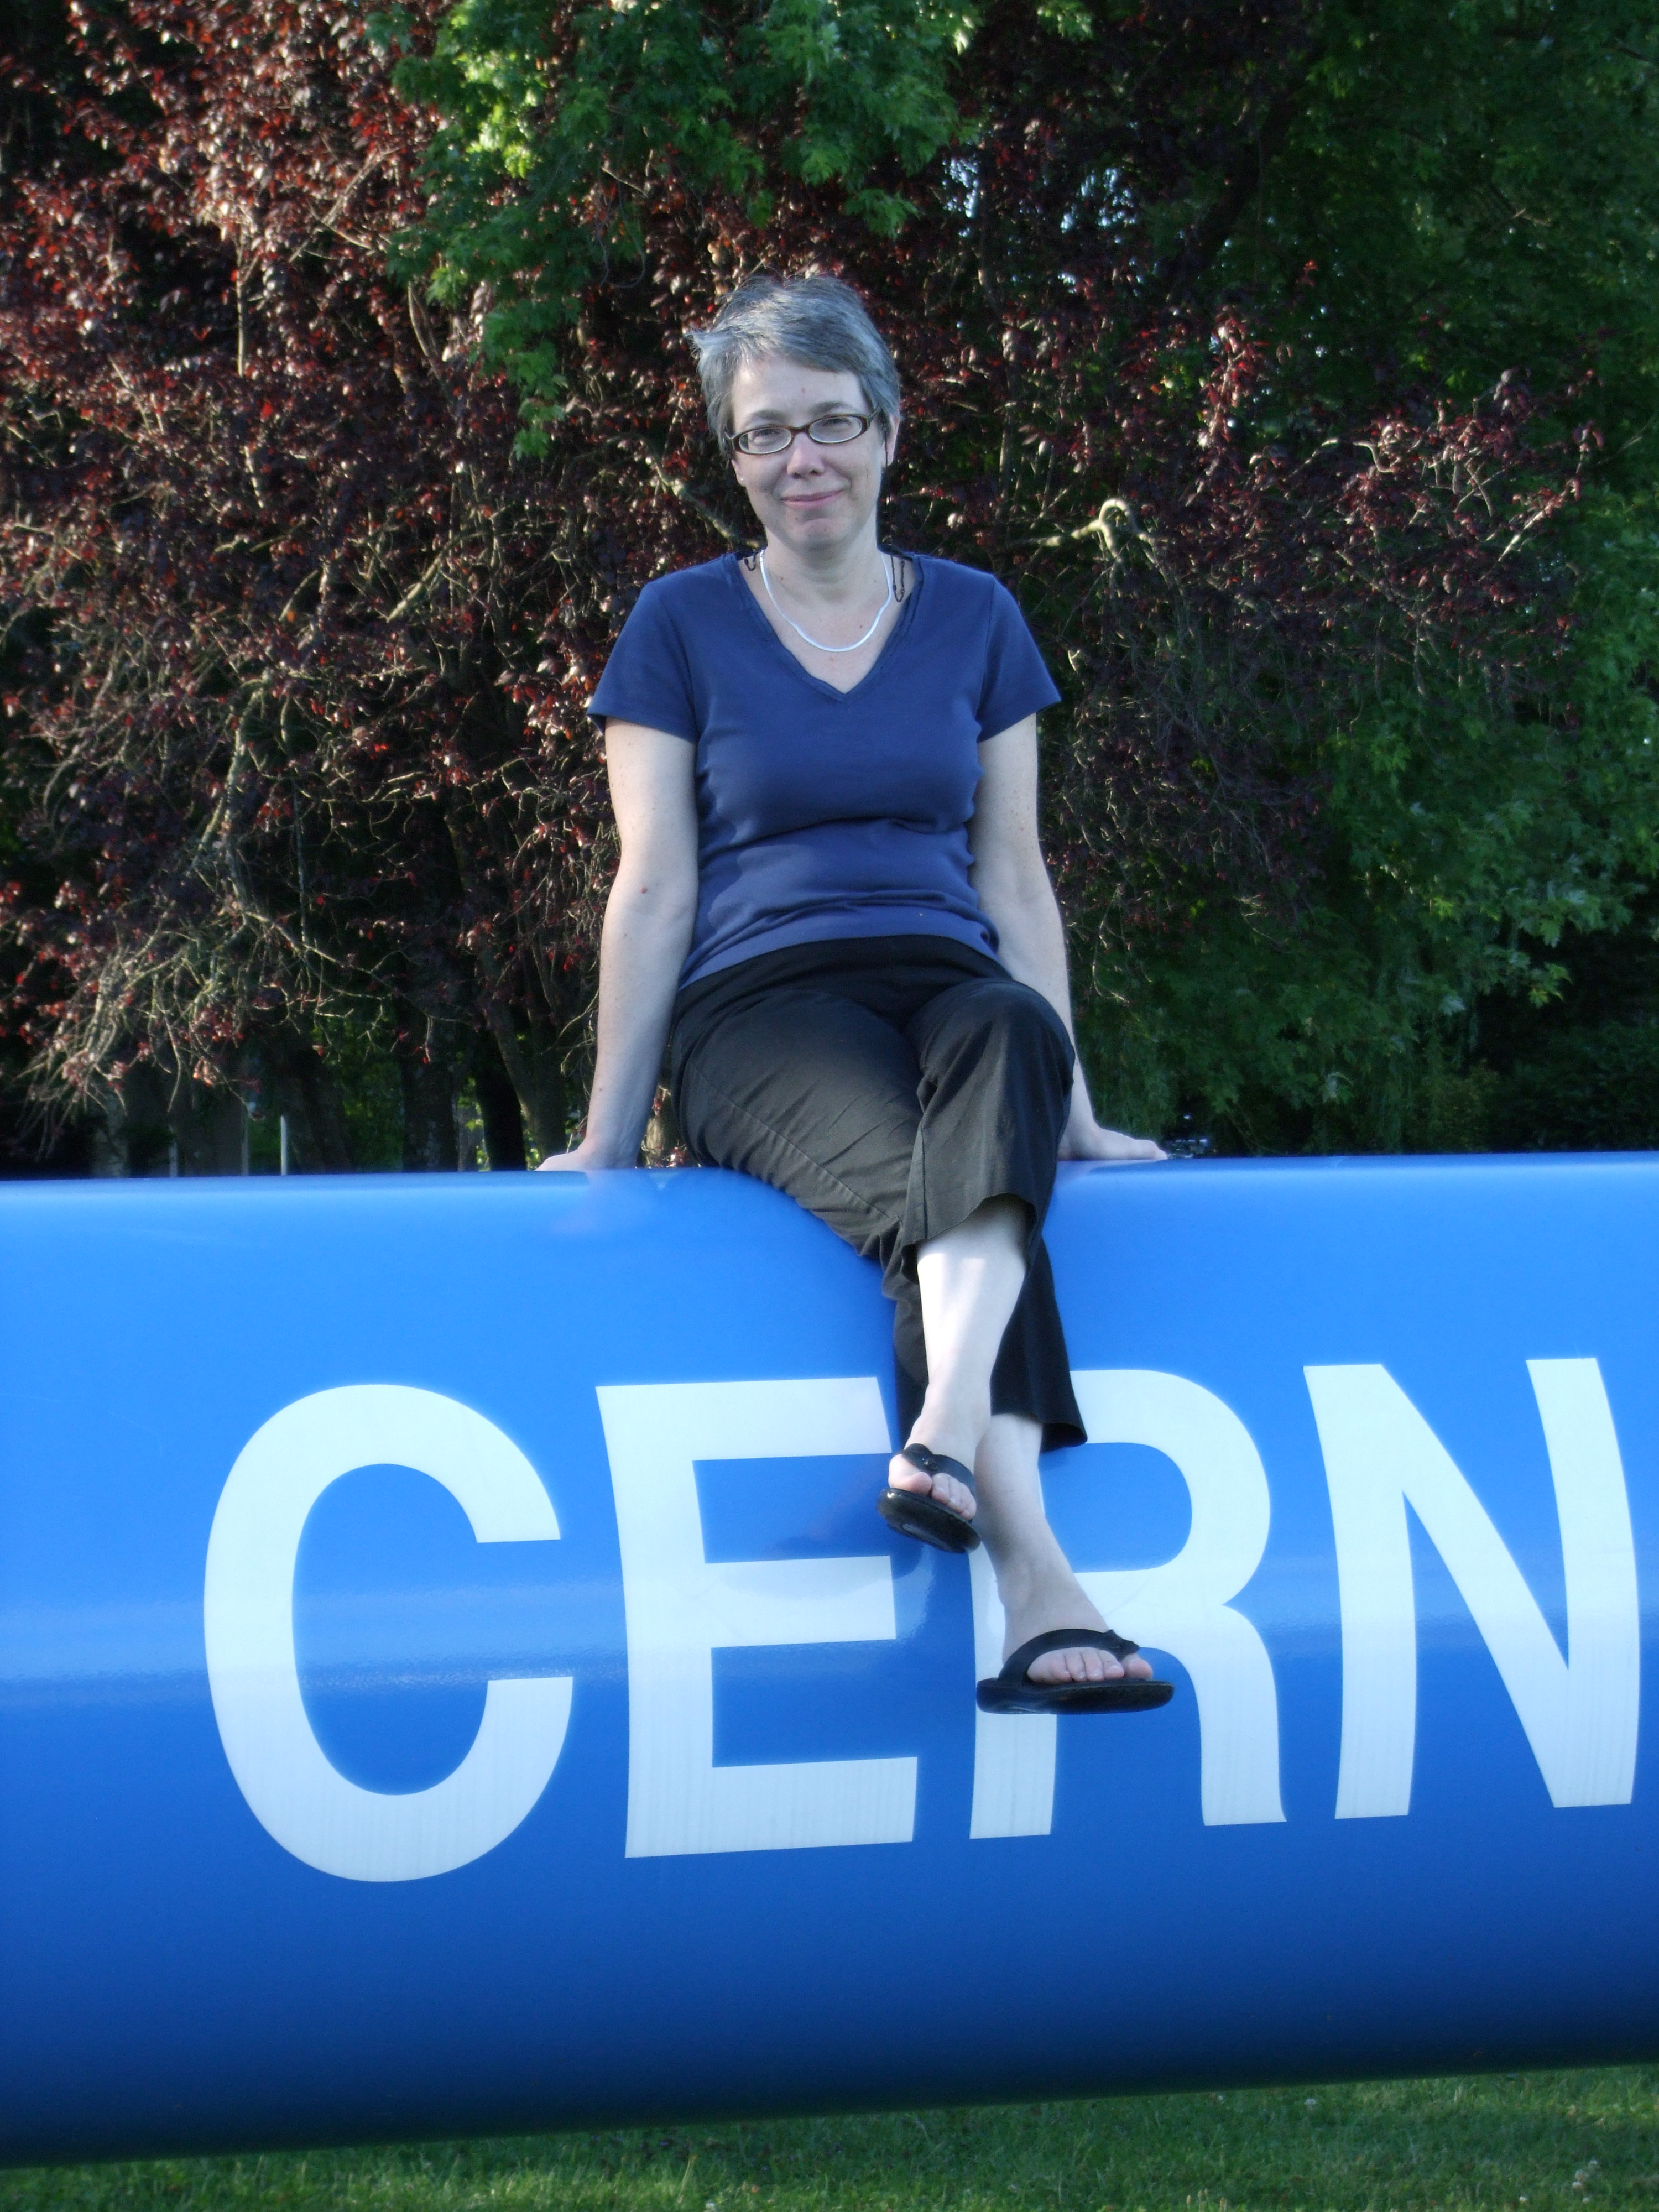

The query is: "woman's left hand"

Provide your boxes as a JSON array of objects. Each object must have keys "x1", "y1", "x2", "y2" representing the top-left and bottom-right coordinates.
[{"x1": 1058, "y1": 1111, "x2": 1168, "y2": 1164}]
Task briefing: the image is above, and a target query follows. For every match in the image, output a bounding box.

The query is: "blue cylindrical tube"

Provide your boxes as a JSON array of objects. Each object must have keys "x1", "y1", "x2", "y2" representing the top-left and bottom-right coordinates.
[{"x1": 2, "y1": 1156, "x2": 1656, "y2": 2164}]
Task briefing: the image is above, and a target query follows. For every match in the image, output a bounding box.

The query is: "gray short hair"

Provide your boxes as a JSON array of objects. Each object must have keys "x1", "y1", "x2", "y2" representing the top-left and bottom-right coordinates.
[{"x1": 688, "y1": 275, "x2": 902, "y2": 445}]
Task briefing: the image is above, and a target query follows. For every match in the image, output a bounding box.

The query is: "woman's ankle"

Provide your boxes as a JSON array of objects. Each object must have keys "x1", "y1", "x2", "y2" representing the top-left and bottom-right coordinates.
[
  {"x1": 989, "y1": 1544, "x2": 1095, "y2": 1620},
  {"x1": 906, "y1": 1383, "x2": 990, "y2": 1466}
]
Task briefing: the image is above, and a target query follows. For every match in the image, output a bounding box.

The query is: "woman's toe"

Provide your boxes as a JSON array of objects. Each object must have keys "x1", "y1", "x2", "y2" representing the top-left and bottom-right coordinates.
[
  {"x1": 1020, "y1": 1637, "x2": 1160, "y2": 1686},
  {"x1": 1026, "y1": 1645, "x2": 1117, "y2": 1685}
]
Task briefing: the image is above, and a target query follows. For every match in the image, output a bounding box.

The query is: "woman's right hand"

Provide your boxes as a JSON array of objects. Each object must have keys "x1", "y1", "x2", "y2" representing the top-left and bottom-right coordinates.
[{"x1": 535, "y1": 1142, "x2": 625, "y2": 1172}]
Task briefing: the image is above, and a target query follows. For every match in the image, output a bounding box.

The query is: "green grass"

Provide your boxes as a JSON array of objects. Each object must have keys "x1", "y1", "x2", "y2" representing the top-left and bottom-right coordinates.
[{"x1": 5, "y1": 2072, "x2": 1658, "y2": 2212}]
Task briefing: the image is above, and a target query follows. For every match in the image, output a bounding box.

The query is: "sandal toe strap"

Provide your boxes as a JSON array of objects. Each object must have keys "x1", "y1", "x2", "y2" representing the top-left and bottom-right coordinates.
[{"x1": 900, "y1": 1442, "x2": 976, "y2": 1494}]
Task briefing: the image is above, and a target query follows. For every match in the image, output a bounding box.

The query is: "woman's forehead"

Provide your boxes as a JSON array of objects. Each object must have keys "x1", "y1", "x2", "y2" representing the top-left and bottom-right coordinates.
[{"x1": 728, "y1": 355, "x2": 864, "y2": 419}]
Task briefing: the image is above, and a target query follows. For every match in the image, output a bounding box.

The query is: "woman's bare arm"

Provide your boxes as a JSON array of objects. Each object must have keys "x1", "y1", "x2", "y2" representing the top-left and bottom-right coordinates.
[
  {"x1": 970, "y1": 716, "x2": 1165, "y2": 1162},
  {"x1": 537, "y1": 721, "x2": 699, "y2": 1170}
]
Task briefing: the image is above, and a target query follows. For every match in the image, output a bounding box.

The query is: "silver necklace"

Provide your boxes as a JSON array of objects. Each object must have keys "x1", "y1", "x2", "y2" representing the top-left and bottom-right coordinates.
[{"x1": 758, "y1": 549, "x2": 894, "y2": 654}]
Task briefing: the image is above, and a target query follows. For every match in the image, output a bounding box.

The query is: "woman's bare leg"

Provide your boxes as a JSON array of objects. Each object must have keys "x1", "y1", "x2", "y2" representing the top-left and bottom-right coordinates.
[
  {"x1": 887, "y1": 1196, "x2": 1027, "y2": 1505},
  {"x1": 973, "y1": 1414, "x2": 1152, "y2": 1683},
  {"x1": 885, "y1": 1197, "x2": 1151, "y2": 1686}
]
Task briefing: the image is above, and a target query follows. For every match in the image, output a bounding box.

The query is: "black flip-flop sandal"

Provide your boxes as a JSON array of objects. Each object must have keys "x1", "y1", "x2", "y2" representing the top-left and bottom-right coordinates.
[
  {"x1": 877, "y1": 1442, "x2": 981, "y2": 1553},
  {"x1": 977, "y1": 1628, "x2": 1175, "y2": 1713}
]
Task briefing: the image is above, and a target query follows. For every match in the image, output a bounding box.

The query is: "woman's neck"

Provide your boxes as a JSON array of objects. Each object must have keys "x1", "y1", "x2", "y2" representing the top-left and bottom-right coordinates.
[{"x1": 758, "y1": 525, "x2": 886, "y2": 608}]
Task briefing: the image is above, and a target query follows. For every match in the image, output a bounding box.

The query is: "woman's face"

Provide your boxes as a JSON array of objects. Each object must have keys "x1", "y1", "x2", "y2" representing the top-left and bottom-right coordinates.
[{"x1": 726, "y1": 356, "x2": 898, "y2": 557}]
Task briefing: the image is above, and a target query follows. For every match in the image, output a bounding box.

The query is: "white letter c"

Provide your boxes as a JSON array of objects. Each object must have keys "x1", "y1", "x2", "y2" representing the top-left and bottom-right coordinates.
[{"x1": 204, "y1": 1385, "x2": 571, "y2": 1881}]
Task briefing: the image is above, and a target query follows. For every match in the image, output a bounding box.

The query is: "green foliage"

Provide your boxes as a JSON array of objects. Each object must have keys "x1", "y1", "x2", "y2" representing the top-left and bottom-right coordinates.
[
  {"x1": 378, "y1": 0, "x2": 1659, "y2": 1155},
  {"x1": 383, "y1": 0, "x2": 974, "y2": 430},
  {"x1": 9, "y1": 0, "x2": 1658, "y2": 1160},
  {"x1": 1076, "y1": 488, "x2": 1659, "y2": 1154},
  {"x1": 1233, "y1": 3, "x2": 1659, "y2": 465},
  {"x1": 1488, "y1": 1017, "x2": 1659, "y2": 1150},
  {"x1": 395, "y1": 0, "x2": 1659, "y2": 458}
]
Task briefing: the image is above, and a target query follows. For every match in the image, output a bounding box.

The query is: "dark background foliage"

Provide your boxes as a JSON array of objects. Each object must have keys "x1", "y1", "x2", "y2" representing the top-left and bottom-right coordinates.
[{"x1": 2, "y1": 0, "x2": 1656, "y2": 1172}]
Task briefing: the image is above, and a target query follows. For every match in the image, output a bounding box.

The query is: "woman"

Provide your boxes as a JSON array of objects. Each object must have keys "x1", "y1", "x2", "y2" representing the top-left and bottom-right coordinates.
[{"x1": 541, "y1": 274, "x2": 1172, "y2": 1716}]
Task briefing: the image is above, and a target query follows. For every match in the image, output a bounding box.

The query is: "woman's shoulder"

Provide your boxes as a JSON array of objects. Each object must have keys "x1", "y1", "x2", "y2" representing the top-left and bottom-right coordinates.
[
  {"x1": 630, "y1": 553, "x2": 741, "y2": 622},
  {"x1": 592, "y1": 556, "x2": 743, "y2": 728},
  {"x1": 901, "y1": 554, "x2": 1037, "y2": 652},
  {"x1": 904, "y1": 551, "x2": 1024, "y2": 614},
  {"x1": 902, "y1": 552, "x2": 1058, "y2": 721}
]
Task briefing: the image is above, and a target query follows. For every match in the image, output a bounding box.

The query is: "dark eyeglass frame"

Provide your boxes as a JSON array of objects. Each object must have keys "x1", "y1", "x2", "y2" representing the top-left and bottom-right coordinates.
[{"x1": 726, "y1": 411, "x2": 880, "y2": 457}]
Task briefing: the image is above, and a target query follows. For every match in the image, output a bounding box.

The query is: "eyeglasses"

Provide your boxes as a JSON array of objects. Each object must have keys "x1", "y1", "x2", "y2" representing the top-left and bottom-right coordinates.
[{"x1": 728, "y1": 412, "x2": 876, "y2": 457}]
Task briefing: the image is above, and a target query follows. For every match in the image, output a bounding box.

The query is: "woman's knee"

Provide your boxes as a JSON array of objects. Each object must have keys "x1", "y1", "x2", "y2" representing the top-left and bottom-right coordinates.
[{"x1": 914, "y1": 977, "x2": 1074, "y2": 1086}]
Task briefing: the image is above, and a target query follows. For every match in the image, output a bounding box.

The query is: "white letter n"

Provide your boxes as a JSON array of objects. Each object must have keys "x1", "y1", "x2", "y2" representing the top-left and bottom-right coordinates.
[{"x1": 1306, "y1": 1360, "x2": 1638, "y2": 1819}]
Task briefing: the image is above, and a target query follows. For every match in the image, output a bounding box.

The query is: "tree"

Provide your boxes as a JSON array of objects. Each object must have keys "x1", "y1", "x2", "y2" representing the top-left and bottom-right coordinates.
[
  {"x1": 382, "y1": 0, "x2": 1659, "y2": 1150},
  {"x1": 4, "y1": 0, "x2": 1656, "y2": 1165},
  {"x1": 1, "y1": 0, "x2": 637, "y2": 1168},
  {"x1": 1223, "y1": 3, "x2": 1659, "y2": 468},
  {"x1": 391, "y1": 1, "x2": 1659, "y2": 449}
]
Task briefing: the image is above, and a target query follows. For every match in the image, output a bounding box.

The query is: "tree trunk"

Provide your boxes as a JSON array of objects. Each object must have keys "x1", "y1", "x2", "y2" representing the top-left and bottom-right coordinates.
[
  {"x1": 166, "y1": 1082, "x2": 248, "y2": 1175},
  {"x1": 472, "y1": 1031, "x2": 528, "y2": 1170},
  {"x1": 257, "y1": 1030, "x2": 354, "y2": 1170},
  {"x1": 398, "y1": 1040, "x2": 460, "y2": 1171},
  {"x1": 112, "y1": 1054, "x2": 247, "y2": 1176},
  {"x1": 476, "y1": 997, "x2": 568, "y2": 1158},
  {"x1": 109, "y1": 1062, "x2": 176, "y2": 1175},
  {"x1": 517, "y1": 1011, "x2": 569, "y2": 1158}
]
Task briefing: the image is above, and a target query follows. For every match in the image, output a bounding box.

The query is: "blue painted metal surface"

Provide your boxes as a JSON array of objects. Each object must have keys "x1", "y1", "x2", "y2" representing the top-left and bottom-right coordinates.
[{"x1": 2, "y1": 1155, "x2": 1657, "y2": 2164}]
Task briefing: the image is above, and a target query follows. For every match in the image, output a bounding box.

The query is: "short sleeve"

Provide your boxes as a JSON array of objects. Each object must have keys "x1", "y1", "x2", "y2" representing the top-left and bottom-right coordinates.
[
  {"x1": 588, "y1": 580, "x2": 700, "y2": 741},
  {"x1": 976, "y1": 578, "x2": 1062, "y2": 738}
]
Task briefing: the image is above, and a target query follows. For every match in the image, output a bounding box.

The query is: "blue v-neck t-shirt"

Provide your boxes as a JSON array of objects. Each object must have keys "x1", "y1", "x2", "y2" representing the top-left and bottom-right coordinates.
[{"x1": 588, "y1": 551, "x2": 1062, "y2": 987}]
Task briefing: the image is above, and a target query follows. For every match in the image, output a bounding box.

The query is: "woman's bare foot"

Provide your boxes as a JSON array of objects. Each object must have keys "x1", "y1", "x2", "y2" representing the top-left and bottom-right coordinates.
[
  {"x1": 973, "y1": 1415, "x2": 1155, "y2": 1686},
  {"x1": 1000, "y1": 1564, "x2": 1155, "y2": 1684},
  {"x1": 886, "y1": 1438, "x2": 977, "y2": 1527},
  {"x1": 886, "y1": 1379, "x2": 985, "y2": 1528}
]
